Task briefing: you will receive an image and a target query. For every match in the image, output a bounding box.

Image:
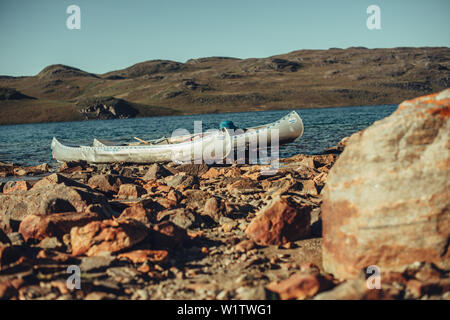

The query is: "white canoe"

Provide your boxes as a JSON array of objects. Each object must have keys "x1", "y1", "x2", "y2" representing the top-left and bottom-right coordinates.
[
  {"x1": 52, "y1": 130, "x2": 232, "y2": 164},
  {"x1": 93, "y1": 110, "x2": 304, "y2": 149},
  {"x1": 52, "y1": 110, "x2": 304, "y2": 164}
]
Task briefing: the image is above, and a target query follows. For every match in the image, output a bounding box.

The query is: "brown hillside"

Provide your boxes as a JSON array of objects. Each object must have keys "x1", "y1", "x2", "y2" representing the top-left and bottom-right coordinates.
[{"x1": 0, "y1": 47, "x2": 448, "y2": 125}]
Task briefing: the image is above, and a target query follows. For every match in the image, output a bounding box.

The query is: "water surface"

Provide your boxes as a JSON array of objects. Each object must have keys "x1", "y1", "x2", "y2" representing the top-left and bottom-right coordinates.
[{"x1": 0, "y1": 105, "x2": 397, "y2": 166}]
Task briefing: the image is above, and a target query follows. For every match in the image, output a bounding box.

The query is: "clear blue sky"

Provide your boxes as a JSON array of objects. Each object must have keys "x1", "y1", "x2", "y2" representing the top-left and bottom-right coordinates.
[{"x1": 1, "y1": 0, "x2": 449, "y2": 76}]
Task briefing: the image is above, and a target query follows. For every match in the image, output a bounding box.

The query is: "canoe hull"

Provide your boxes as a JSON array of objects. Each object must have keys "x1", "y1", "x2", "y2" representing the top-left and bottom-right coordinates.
[
  {"x1": 52, "y1": 110, "x2": 304, "y2": 164},
  {"x1": 52, "y1": 131, "x2": 231, "y2": 164}
]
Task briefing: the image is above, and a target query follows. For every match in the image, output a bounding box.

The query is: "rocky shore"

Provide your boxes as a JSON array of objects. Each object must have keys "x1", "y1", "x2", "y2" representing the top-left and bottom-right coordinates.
[{"x1": 0, "y1": 90, "x2": 449, "y2": 300}]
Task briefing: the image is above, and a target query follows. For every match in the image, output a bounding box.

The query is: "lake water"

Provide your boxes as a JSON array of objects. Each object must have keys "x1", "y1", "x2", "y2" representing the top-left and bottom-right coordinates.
[{"x1": 0, "y1": 105, "x2": 397, "y2": 167}]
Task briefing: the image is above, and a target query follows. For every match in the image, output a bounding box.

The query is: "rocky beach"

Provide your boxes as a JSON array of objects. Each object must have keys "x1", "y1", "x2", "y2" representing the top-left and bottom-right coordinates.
[{"x1": 0, "y1": 90, "x2": 448, "y2": 300}]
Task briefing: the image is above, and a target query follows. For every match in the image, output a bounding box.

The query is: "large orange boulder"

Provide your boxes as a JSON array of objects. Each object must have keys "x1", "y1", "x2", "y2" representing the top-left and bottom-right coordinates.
[{"x1": 322, "y1": 89, "x2": 450, "y2": 279}]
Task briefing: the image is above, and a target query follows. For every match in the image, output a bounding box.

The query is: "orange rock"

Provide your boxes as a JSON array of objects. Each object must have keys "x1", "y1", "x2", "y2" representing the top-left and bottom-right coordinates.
[
  {"x1": 2, "y1": 180, "x2": 31, "y2": 194},
  {"x1": 19, "y1": 211, "x2": 101, "y2": 241},
  {"x1": 31, "y1": 173, "x2": 80, "y2": 189},
  {"x1": 203, "y1": 197, "x2": 221, "y2": 221},
  {"x1": 224, "y1": 167, "x2": 242, "y2": 177},
  {"x1": 156, "y1": 185, "x2": 172, "y2": 193},
  {"x1": 118, "y1": 249, "x2": 168, "y2": 264},
  {"x1": 185, "y1": 282, "x2": 216, "y2": 292},
  {"x1": 280, "y1": 242, "x2": 293, "y2": 249},
  {"x1": 201, "y1": 247, "x2": 209, "y2": 254},
  {"x1": 2, "y1": 182, "x2": 111, "y2": 222},
  {"x1": 317, "y1": 166, "x2": 330, "y2": 174},
  {"x1": 50, "y1": 280, "x2": 70, "y2": 295},
  {"x1": 260, "y1": 179, "x2": 272, "y2": 190},
  {"x1": 12, "y1": 163, "x2": 49, "y2": 176},
  {"x1": 235, "y1": 240, "x2": 256, "y2": 252},
  {"x1": 187, "y1": 230, "x2": 204, "y2": 239},
  {"x1": 58, "y1": 161, "x2": 87, "y2": 173},
  {"x1": 118, "y1": 204, "x2": 152, "y2": 228},
  {"x1": 266, "y1": 273, "x2": 334, "y2": 300},
  {"x1": 313, "y1": 172, "x2": 328, "y2": 185},
  {"x1": 142, "y1": 163, "x2": 172, "y2": 180},
  {"x1": 29, "y1": 163, "x2": 50, "y2": 174},
  {"x1": 137, "y1": 263, "x2": 153, "y2": 273},
  {"x1": 167, "y1": 189, "x2": 182, "y2": 203},
  {"x1": 201, "y1": 167, "x2": 221, "y2": 179},
  {"x1": 142, "y1": 179, "x2": 166, "y2": 192},
  {"x1": 245, "y1": 197, "x2": 311, "y2": 246},
  {"x1": 70, "y1": 220, "x2": 148, "y2": 256},
  {"x1": 226, "y1": 178, "x2": 259, "y2": 193},
  {"x1": 156, "y1": 197, "x2": 178, "y2": 209},
  {"x1": 58, "y1": 165, "x2": 84, "y2": 174},
  {"x1": 244, "y1": 171, "x2": 261, "y2": 181},
  {"x1": 313, "y1": 273, "x2": 368, "y2": 300},
  {"x1": 175, "y1": 163, "x2": 210, "y2": 177},
  {"x1": 322, "y1": 89, "x2": 450, "y2": 280},
  {"x1": 156, "y1": 208, "x2": 195, "y2": 229},
  {"x1": 88, "y1": 174, "x2": 119, "y2": 193},
  {"x1": 221, "y1": 222, "x2": 235, "y2": 233},
  {"x1": 117, "y1": 184, "x2": 147, "y2": 199},
  {"x1": 12, "y1": 168, "x2": 27, "y2": 176}
]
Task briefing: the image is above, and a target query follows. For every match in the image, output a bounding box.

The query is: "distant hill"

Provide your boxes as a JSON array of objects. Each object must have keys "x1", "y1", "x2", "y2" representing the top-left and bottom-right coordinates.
[
  {"x1": 0, "y1": 47, "x2": 449, "y2": 125},
  {"x1": 102, "y1": 60, "x2": 186, "y2": 79},
  {"x1": 37, "y1": 64, "x2": 98, "y2": 80}
]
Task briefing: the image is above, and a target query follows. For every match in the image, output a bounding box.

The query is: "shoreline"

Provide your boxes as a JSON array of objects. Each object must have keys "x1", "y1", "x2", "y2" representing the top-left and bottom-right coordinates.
[
  {"x1": 0, "y1": 143, "x2": 343, "y2": 300},
  {"x1": 1, "y1": 125, "x2": 447, "y2": 300},
  {"x1": 0, "y1": 139, "x2": 344, "y2": 182}
]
